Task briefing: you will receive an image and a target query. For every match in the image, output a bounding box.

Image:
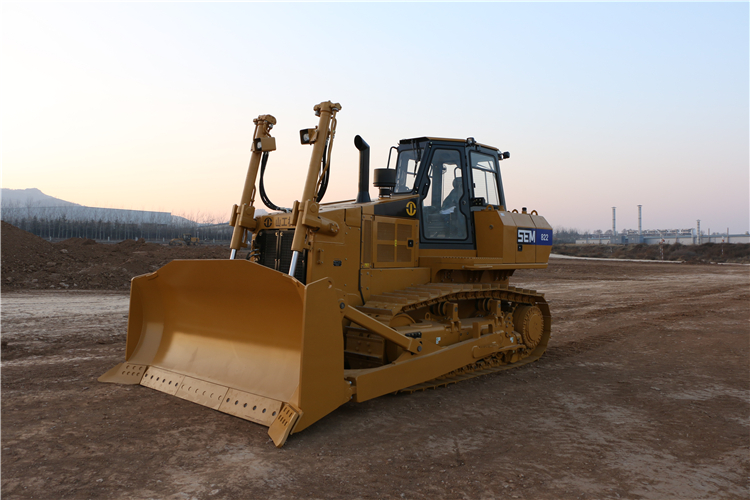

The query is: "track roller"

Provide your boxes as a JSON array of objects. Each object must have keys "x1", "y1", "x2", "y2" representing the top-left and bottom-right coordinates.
[{"x1": 513, "y1": 304, "x2": 544, "y2": 349}]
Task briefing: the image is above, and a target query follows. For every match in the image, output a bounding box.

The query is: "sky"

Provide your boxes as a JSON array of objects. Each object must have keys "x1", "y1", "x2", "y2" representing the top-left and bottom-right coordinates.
[{"x1": 2, "y1": 2, "x2": 748, "y2": 234}]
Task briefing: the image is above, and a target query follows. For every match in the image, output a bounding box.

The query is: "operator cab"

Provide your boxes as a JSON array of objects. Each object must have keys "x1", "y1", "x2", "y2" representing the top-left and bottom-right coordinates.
[{"x1": 390, "y1": 137, "x2": 508, "y2": 250}]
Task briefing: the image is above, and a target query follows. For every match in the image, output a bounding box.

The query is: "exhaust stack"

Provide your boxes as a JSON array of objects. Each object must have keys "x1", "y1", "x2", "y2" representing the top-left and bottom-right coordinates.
[{"x1": 354, "y1": 135, "x2": 371, "y2": 203}]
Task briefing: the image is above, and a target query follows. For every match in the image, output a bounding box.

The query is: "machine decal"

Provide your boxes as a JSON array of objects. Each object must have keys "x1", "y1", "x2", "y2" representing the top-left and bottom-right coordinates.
[
  {"x1": 517, "y1": 228, "x2": 553, "y2": 246},
  {"x1": 259, "y1": 216, "x2": 294, "y2": 229},
  {"x1": 406, "y1": 201, "x2": 417, "y2": 217},
  {"x1": 275, "y1": 215, "x2": 293, "y2": 227},
  {"x1": 373, "y1": 196, "x2": 419, "y2": 217}
]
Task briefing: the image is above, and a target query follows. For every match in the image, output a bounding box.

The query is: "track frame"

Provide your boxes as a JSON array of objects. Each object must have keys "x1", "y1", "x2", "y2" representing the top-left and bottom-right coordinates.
[{"x1": 344, "y1": 284, "x2": 551, "y2": 402}]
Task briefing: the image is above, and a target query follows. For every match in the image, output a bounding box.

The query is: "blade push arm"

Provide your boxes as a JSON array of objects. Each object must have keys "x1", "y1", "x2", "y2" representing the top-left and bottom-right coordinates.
[
  {"x1": 228, "y1": 114, "x2": 277, "y2": 259},
  {"x1": 289, "y1": 101, "x2": 341, "y2": 276}
]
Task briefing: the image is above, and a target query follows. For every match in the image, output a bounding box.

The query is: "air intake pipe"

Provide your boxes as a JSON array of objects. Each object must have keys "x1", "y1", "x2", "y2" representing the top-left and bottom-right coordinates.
[{"x1": 354, "y1": 135, "x2": 371, "y2": 204}]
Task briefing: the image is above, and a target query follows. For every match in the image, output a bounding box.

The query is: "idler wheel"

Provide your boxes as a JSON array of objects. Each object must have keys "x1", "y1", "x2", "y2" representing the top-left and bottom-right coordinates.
[{"x1": 513, "y1": 305, "x2": 544, "y2": 350}]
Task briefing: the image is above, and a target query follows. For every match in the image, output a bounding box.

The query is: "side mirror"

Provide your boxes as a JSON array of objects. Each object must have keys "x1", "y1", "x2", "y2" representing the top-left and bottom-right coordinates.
[{"x1": 502, "y1": 151, "x2": 510, "y2": 160}]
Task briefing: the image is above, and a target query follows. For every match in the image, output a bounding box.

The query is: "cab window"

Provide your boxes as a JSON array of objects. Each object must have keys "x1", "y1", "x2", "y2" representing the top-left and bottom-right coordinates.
[
  {"x1": 469, "y1": 151, "x2": 500, "y2": 206},
  {"x1": 394, "y1": 149, "x2": 420, "y2": 194}
]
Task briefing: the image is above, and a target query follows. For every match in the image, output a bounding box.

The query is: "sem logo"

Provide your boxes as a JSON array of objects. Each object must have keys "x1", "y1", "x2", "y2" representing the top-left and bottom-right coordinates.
[
  {"x1": 517, "y1": 228, "x2": 553, "y2": 246},
  {"x1": 517, "y1": 228, "x2": 536, "y2": 244},
  {"x1": 263, "y1": 218, "x2": 272, "y2": 228},
  {"x1": 406, "y1": 201, "x2": 417, "y2": 217}
]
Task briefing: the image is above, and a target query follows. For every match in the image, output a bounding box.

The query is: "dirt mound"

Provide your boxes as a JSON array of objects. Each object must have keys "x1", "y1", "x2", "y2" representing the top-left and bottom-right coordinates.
[
  {"x1": 1, "y1": 221, "x2": 60, "y2": 288},
  {"x1": 115, "y1": 238, "x2": 148, "y2": 249},
  {"x1": 59, "y1": 237, "x2": 97, "y2": 246},
  {"x1": 1, "y1": 222, "x2": 228, "y2": 290},
  {"x1": 553, "y1": 242, "x2": 750, "y2": 263}
]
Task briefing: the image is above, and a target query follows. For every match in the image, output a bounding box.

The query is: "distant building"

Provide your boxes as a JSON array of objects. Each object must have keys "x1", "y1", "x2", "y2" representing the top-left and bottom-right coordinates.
[{"x1": 576, "y1": 229, "x2": 750, "y2": 245}]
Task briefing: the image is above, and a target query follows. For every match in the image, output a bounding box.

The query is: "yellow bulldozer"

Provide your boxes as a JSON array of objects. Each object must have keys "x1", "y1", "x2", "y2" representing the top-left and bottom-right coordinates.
[
  {"x1": 169, "y1": 233, "x2": 200, "y2": 246},
  {"x1": 100, "y1": 101, "x2": 553, "y2": 447}
]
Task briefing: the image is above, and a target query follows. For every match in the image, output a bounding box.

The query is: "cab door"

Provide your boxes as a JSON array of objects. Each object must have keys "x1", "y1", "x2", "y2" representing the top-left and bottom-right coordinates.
[{"x1": 417, "y1": 146, "x2": 474, "y2": 250}]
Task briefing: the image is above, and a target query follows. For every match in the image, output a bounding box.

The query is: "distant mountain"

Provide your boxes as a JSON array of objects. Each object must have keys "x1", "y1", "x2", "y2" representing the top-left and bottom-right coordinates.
[
  {"x1": 1, "y1": 188, "x2": 80, "y2": 207},
  {"x1": 1, "y1": 188, "x2": 173, "y2": 224}
]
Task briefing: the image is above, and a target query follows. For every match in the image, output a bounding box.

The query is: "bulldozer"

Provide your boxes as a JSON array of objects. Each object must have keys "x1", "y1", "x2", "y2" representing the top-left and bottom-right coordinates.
[
  {"x1": 169, "y1": 233, "x2": 200, "y2": 246},
  {"x1": 99, "y1": 101, "x2": 553, "y2": 447}
]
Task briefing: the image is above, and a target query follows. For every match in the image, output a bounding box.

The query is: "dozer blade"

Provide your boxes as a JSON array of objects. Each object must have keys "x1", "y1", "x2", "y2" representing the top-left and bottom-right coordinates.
[{"x1": 99, "y1": 260, "x2": 353, "y2": 447}]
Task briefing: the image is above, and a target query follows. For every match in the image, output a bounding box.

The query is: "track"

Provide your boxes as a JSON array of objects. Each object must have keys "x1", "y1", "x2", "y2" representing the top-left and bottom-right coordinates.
[{"x1": 357, "y1": 283, "x2": 552, "y2": 391}]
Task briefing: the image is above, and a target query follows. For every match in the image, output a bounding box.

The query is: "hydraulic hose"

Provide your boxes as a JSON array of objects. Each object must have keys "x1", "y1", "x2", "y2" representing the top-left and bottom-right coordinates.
[
  {"x1": 316, "y1": 141, "x2": 330, "y2": 203},
  {"x1": 259, "y1": 152, "x2": 291, "y2": 213}
]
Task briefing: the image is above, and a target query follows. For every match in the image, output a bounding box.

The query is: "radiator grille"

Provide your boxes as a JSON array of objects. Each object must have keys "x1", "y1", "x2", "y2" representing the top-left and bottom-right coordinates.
[
  {"x1": 370, "y1": 216, "x2": 419, "y2": 267},
  {"x1": 362, "y1": 219, "x2": 372, "y2": 265},
  {"x1": 255, "y1": 230, "x2": 306, "y2": 283},
  {"x1": 377, "y1": 222, "x2": 395, "y2": 241},
  {"x1": 257, "y1": 231, "x2": 278, "y2": 266},
  {"x1": 377, "y1": 244, "x2": 395, "y2": 263},
  {"x1": 397, "y1": 224, "x2": 412, "y2": 241}
]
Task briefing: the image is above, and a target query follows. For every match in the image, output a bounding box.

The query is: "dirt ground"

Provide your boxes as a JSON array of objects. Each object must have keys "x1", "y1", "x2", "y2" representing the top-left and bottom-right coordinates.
[
  {"x1": 0, "y1": 221, "x2": 228, "y2": 291},
  {"x1": 552, "y1": 242, "x2": 750, "y2": 264},
  {"x1": 2, "y1": 256, "x2": 748, "y2": 500}
]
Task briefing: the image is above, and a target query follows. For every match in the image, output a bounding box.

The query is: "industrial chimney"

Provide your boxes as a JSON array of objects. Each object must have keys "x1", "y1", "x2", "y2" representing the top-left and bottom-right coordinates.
[
  {"x1": 638, "y1": 205, "x2": 642, "y2": 243},
  {"x1": 697, "y1": 220, "x2": 701, "y2": 245},
  {"x1": 612, "y1": 207, "x2": 616, "y2": 243}
]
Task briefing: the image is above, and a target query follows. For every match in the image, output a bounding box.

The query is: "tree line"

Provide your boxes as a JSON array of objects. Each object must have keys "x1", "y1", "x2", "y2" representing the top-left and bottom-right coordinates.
[
  {"x1": 0, "y1": 210, "x2": 593, "y2": 245},
  {"x1": 1, "y1": 203, "x2": 233, "y2": 243}
]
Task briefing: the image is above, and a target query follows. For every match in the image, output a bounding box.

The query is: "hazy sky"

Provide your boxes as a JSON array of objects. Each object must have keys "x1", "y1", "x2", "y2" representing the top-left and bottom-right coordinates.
[{"x1": 2, "y1": 2, "x2": 748, "y2": 233}]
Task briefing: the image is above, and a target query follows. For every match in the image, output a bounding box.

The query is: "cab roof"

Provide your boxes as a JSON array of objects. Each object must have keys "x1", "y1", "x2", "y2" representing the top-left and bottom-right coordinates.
[{"x1": 398, "y1": 137, "x2": 499, "y2": 152}]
